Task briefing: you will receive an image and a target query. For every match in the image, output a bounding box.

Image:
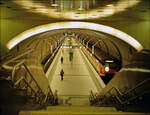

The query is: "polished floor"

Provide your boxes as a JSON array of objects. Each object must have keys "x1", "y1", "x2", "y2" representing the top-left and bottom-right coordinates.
[{"x1": 47, "y1": 39, "x2": 98, "y2": 97}]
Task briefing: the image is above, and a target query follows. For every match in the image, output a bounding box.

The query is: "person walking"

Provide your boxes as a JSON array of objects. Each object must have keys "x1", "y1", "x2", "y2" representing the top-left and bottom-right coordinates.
[
  {"x1": 61, "y1": 56, "x2": 63, "y2": 64},
  {"x1": 69, "y1": 52, "x2": 73, "y2": 61},
  {"x1": 60, "y1": 69, "x2": 64, "y2": 80}
]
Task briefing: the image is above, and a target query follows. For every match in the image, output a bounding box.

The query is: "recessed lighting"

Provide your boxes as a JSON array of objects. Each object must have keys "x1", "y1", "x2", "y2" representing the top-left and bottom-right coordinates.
[
  {"x1": 51, "y1": 4, "x2": 58, "y2": 7},
  {"x1": 12, "y1": 0, "x2": 141, "y2": 20},
  {"x1": 106, "y1": 4, "x2": 113, "y2": 7}
]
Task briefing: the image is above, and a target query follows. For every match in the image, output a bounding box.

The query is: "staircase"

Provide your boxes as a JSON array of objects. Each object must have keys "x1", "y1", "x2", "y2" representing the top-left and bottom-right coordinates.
[
  {"x1": 18, "y1": 94, "x2": 149, "y2": 115},
  {"x1": 57, "y1": 95, "x2": 90, "y2": 106},
  {"x1": 19, "y1": 105, "x2": 148, "y2": 115}
]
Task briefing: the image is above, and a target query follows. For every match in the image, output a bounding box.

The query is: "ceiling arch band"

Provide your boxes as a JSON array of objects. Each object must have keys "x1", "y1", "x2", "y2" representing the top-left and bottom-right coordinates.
[
  {"x1": 12, "y1": 0, "x2": 141, "y2": 20},
  {"x1": 6, "y1": 22, "x2": 143, "y2": 51}
]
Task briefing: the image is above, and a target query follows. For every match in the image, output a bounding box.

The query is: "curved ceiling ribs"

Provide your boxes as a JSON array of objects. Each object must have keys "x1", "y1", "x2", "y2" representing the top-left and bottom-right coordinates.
[
  {"x1": 18, "y1": 28, "x2": 136, "y2": 67},
  {"x1": 7, "y1": 28, "x2": 141, "y2": 67},
  {"x1": 6, "y1": 22, "x2": 143, "y2": 67},
  {"x1": 6, "y1": 22, "x2": 143, "y2": 51},
  {"x1": 73, "y1": 29, "x2": 122, "y2": 66}
]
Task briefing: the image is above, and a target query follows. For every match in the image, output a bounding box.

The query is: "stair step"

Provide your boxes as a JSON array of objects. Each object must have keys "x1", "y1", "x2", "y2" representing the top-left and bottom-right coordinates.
[
  {"x1": 58, "y1": 95, "x2": 90, "y2": 106},
  {"x1": 19, "y1": 106, "x2": 119, "y2": 115},
  {"x1": 19, "y1": 110, "x2": 148, "y2": 115},
  {"x1": 46, "y1": 106, "x2": 117, "y2": 112}
]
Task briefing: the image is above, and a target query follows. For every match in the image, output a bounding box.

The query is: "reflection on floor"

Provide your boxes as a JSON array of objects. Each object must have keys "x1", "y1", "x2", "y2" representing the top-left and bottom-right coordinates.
[{"x1": 48, "y1": 39, "x2": 98, "y2": 105}]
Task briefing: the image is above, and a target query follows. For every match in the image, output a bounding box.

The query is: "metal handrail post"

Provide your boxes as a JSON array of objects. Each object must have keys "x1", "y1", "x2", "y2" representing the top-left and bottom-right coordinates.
[
  {"x1": 86, "y1": 39, "x2": 92, "y2": 49},
  {"x1": 48, "y1": 39, "x2": 57, "y2": 49},
  {"x1": 22, "y1": 63, "x2": 43, "y2": 93},
  {"x1": 12, "y1": 60, "x2": 24, "y2": 82},
  {"x1": 92, "y1": 40, "x2": 101, "y2": 54},
  {"x1": 11, "y1": 60, "x2": 57, "y2": 106},
  {"x1": 79, "y1": 37, "x2": 82, "y2": 43},
  {"x1": 103, "y1": 77, "x2": 150, "y2": 105},
  {"x1": 82, "y1": 38, "x2": 87, "y2": 45}
]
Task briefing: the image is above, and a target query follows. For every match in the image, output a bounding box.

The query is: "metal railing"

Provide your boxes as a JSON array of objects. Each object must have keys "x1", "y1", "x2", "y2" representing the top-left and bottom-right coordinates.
[
  {"x1": 12, "y1": 61, "x2": 58, "y2": 106},
  {"x1": 0, "y1": 38, "x2": 42, "y2": 66},
  {"x1": 90, "y1": 76, "x2": 150, "y2": 106},
  {"x1": 42, "y1": 41, "x2": 63, "y2": 72}
]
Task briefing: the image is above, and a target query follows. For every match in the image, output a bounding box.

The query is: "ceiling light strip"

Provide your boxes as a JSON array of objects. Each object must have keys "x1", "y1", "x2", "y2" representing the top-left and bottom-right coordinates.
[
  {"x1": 12, "y1": 0, "x2": 141, "y2": 20},
  {"x1": 7, "y1": 22, "x2": 143, "y2": 51}
]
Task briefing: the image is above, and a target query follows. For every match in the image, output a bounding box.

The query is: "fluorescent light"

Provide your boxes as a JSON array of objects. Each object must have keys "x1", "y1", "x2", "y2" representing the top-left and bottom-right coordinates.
[
  {"x1": 7, "y1": 22, "x2": 143, "y2": 52},
  {"x1": 51, "y1": 4, "x2": 58, "y2": 7},
  {"x1": 106, "y1": 4, "x2": 113, "y2": 7},
  {"x1": 12, "y1": 0, "x2": 141, "y2": 20},
  {"x1": 105, "y1": 60, "x2": 114, "y2": 63}
]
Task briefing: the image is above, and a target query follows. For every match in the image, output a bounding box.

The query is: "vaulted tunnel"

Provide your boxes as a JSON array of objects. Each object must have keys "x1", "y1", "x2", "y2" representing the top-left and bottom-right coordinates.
[{"x1": 0, "y1": 0, "x2": 150, "y2": 114}]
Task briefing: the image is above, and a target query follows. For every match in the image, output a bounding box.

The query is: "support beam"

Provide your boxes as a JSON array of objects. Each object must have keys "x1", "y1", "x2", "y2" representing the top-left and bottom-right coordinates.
[
  {"x1": 86, "y1": 39, "x2": 93, "y2": 49},
  {"x1": 92, "y1": 40, "x2": 101, "y2": 54}
]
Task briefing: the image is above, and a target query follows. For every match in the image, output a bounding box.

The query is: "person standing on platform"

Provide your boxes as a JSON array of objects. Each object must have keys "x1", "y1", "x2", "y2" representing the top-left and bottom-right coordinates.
[
  {"x1": 60, "y1": 69, "x2": 64, "y2": 80},
  {"x1": 61, "y1": 56, "x2": 63, "y2": 64},
  {"x1": 69, "y1": 52, "x2": 73, "y2": 61}
]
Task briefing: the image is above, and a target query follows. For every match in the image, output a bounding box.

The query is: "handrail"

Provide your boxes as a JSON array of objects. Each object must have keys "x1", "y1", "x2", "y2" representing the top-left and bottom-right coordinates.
[
  {"x1": 1, "y1": 39, "x2": 41, "y2": 66},
  {"x1": 90, "y1": 76, "x2": 150, "y2": 105},
  {"x1": 12, "y1": 61, "x2": 58, "y2": 106},
  {"x1": 107, "y1": 77, "x2": 150, "y2": 104},
  {"x1": 12, "y1": 60, "x2": 25, "y2": 82},
  {"x1": 43, "y1": 42, "x2": 63, "y2": 72},
  {"x1": 43, "y1": 87, "x2": 50, "y2": 104},
  {"x1": 22, "y1": 63, "x2": 42, "y2": 92},
  {"x1": 1, "y1": 48, "x2": 33, "y2": 65},
  {"x1": 126, "y1": 76, "x2": 150, "y2": 95}
]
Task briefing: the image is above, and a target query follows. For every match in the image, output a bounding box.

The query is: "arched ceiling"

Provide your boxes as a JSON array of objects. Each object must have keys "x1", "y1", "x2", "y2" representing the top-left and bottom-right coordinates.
[
  {"x1": 0, "y1": 0, "x2": 149, "y2": 58},
  {"x1": 6, "y1": 22, "x2": 143, "y2": 51},
  {"x1": 7, "y1": 27, "x2": 138, "y2": 67}
]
